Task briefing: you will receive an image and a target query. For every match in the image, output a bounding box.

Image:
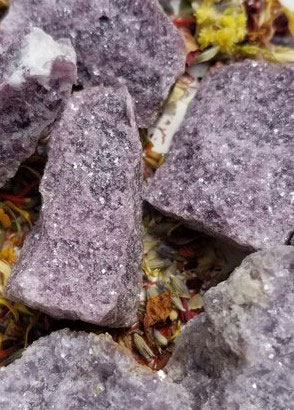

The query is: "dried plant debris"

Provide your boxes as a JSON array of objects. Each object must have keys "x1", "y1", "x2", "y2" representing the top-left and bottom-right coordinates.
[
  {"x1": 167, "y1": 246, "x2": 294, "y2": 410},
  {"x1": 193, "y1": 0, "x2": 247, "y2": 55},
  {"x1": 116, "y1": 209, "x2": 245, "y2": 369},
  {"x1": 146, "y1": 60, "x2": 294, "y2": 250},
  {"x1": 1, "y1": 0, "x2": 186, "y2": 128},
  {"x1": 177, "y1": 0, "x2": 294, "y2": 64},
  {"x1": 0, "y1": 155, "x2": 53, "y2": 366},
  {"x1": 0, "y1": 27, "x2": 77, "y2": 188},
  {"x1": 0, "y1": 329, "x2": 193, "y2": 410},
  {"x1": 5, "y1": 86, "x2": 143, "y2": 327}
]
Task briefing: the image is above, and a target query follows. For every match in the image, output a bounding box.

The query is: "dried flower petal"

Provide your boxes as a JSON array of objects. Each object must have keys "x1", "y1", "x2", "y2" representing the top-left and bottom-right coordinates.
[
  {"x1": 153, "y1": 329, "x2": 169, "y2": 346},
  {"x1": 0, "y1": 209, "x2": 11, "y2": 229},
  {"x1": 169, "y1": 309, "x2": 179, "y2": 321},
  {"x1": 169, "y1": 275, "x2": 191, "y2": 298},
  {"x1": 171, "y1": 296, "x2": 186, "y2": 312},
  {"x1": 187, "y1": 294, "x2": 204, "y2": 310},
  {"x1": 144, "y1": 292, "x2": 172, "y2": 327},
  {"x1": 133, "y1": 333, "x2": 155, "y2": 362}
]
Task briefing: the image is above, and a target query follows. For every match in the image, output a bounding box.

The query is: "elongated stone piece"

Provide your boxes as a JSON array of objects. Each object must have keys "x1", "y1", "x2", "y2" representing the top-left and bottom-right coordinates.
[
  {"x1": 0, "y1": 27, "x2": 77, "y2": 187},
  {"x1": 1, "y1": 0, "x2": 186, "y2": 128},
  {"x1": 5, "y1": 86, "x2": 143, "y2": 327},
  {"x1": 167, "y1": 246, "x2": 294, "y2": 410},
  {"x1": 0, "y1": 329, "x2": 192, "y2": 410},
  {"x1": 146, "y1": 60, "x2": 294, "y2": 250}
]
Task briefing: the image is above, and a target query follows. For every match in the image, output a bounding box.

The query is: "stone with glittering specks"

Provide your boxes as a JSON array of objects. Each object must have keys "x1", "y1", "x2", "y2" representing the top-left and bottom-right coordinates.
[
  {"x1": 1, "y1": 0, "x2": 186, "y2": 128},
  {"x1": 5, "y1": 86, "x2": 143, "y2": 327},
  {"x1": 146, "y1": 60, "x2": 294, "y2": 250},
  {"x1": 0, "y1": 329, "x2": 193, "y2": 410},
  {"x1": 167, "y1": 246, "x2": 294, "y2": 410},
  {"x1": 0, "y1": 27, "x2": 77, "y2": 187}
]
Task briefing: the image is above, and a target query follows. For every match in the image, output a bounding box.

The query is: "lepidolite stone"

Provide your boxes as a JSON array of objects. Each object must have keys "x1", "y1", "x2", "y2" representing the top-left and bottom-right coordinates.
[
  {"x1": 0, "y1": 329, "x2": 192, "y2": 410},
  {"x1": 1, "y1": 0, "x2": 186, "y2": 128},
  {"x1": 146, "y1": 60, "x2": 294, "y2": 250},
  {"x1": 0, "y1": 27, "x2": 77, "y2": 187},
  {"x1": 167, "y1": 246, "x2": 294, "y2": 410},
  {"x1": 5, "y1": 87, "x2": 143, "y2": 327}
]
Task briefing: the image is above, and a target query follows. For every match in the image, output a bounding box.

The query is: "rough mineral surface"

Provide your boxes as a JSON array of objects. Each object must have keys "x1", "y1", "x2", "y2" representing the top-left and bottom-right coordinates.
[
  {"x1": 0, "y1": 329, "x2": 192, "y2": 410},
  {"x1": 1, "y1": 0, "x2": 186, "y2": 128},
  {"x1": 5, "y1": 86, "x2": 143, "y2": 327},
  {"x1": 0, "y1": 27, "x2": 77, "y2": 187},
  {"x1": 146, "y1": 60, "x2": 294, "y2": 250},
  {"x1": 167, "y1": 245, "x2": 294, "y2": 410}
]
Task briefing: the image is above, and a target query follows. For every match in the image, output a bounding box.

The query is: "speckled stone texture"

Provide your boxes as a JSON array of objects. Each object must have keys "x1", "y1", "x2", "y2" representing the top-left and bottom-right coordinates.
[
  {"x1": 5, "y1": 86, "x2": 143, "y2": 327},
  {"x1": 146, "y1": 60, "x2": 294, "y2": 250},
  {"x1": 167, "y1": 245, "x2": 294, "y2": 410},
  {"x1": 1, "y1": 0, "x2": 186, "y2": 128},
  {"x1": 0, "y1": 27, "x2": 77, "y2": 187},
  {"x1": 0, "y1": 329, "x2": 192, "y2": 410}
]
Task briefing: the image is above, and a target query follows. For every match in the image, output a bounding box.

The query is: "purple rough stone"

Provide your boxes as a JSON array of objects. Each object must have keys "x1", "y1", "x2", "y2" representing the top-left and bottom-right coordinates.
[
  {"x1": 1, "y1": 0, "x2": 186, "y2": 128},
  {"x1": 5, "y1": 86, "x2": 143, "y2": 327},
  {"x1": 0, "y1": 27, "x2": 77, "y2": 187},
  {"x1": 0, "y1": 329, "x2": 192, "y2": 410},
  {"x1": 146, "y1": 60, "x2": 294, "y2": 250},
  {"x1": 167, "y1": 245, "x2": 294, "y2": 410}
]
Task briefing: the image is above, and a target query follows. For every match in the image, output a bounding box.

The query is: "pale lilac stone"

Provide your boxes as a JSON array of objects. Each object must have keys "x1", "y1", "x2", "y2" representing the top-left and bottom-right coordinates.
[
  {"x1": 167, "y1": 246, "x2": 294, "y2": 410},
  {"x1": 5, "y1": 86, "x2": 143, "y2": 327},
  {"x1": 1, "y1": 0, "x2": 186, "y2": 128},
  {"x1": 146, "y1": 60, "x2": 294, "y2": 250},
  {"x1": 0, "y1": 329, "x2": 193, "y2": 410},
  {"x1": 0, "y1": 27, "x2": 77, "y2": 187}
]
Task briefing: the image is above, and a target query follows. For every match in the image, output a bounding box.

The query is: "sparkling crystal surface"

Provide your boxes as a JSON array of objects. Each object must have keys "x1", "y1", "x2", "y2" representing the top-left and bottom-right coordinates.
[
  {"x1": 0, "y1": 27, "x2": 77, "y2": 187},
  {"x1": 146, "y1": 60, "x2": 294, "y2": 250},
  {"x1": 5, "y1": 86, "x2": 143, "y2": 327},
  {"x1": 167, "y1": 245, "x2": 294, "y2": 409},
  {"x1": 1, "y1": 0, "x2": 186, "y2": 127},
  {"x1": 0, "y1": 329, "x2": 192, "y2": 410}
]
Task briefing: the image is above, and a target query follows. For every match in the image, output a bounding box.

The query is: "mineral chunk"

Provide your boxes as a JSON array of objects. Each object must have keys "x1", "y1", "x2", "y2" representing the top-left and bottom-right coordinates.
[
  {"x1": 0, "y1": 329, "x2": 192, "y2": 410},
  {"x1": 1, "y1": 0, "x2": 186, "y2": 128},
  {"x1": 5, "y1": 87, "x2": 143, "y2": 327},
  {"x1": 0, "y1": 27, "x2": 77, "y2": 187},
  {"x1": 146, "y1": 60, "x2": 294, "y2": 250},
  {"x1": 167, "y1": 246, "x2": 294, "y2": 410}
]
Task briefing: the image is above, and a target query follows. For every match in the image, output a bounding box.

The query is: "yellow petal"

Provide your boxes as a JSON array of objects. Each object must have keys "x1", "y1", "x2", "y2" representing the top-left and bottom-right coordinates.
[
  {"x1": 4, "y1": 201, "x2": 32, "y2": 228},
  {"x1": 0, "y1": 259, "x2": 11, "y2": 278},
  {"x1": 283, "y1": 7, "x2": 294, "y2": 36},
  {"x1": 0, "y1": 208, "x2": 11, "y2": 229}
]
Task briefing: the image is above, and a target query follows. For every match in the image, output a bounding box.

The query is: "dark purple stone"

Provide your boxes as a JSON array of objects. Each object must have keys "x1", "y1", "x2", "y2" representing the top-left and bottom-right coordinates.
[
  {"x1": 146, "y1": 60, "x2": 294, "y2": 250},
  {"x1": 167, "y1": 245, "x2": 294, "y2": 410},
  {"x1": 0, "y1": 329, "x2": 192, "y2": 409},
  {"x1": 0, "y1": 27, "x2": 77, "y2": 187},
  {"x1": 1, "y1": 0, "x2": 186, "y2": 127},
  {"x1": 5, "y1": 86, "x2": 143, "y2": 327}
]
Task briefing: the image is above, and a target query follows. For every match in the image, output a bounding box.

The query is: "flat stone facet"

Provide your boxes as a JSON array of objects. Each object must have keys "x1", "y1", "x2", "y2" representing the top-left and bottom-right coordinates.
[
  {"x1": 1, "y1": 0, "x2": 186, "y2": 127},
  {"x1": 5, "y1": 86, "x2": 143, "y2": 327},
  {"x1": 0, "y1": 27, "x2": 77, "y2": 187},
  {"x1": 0, "y1": 329, "x2": 192, "y2": 410},
  {"x1": 146, "y1": 60, "x2": 294, "y2": 250},
  {"x1": 167, "y1": 246, "x2": 294, "y2": 409}
]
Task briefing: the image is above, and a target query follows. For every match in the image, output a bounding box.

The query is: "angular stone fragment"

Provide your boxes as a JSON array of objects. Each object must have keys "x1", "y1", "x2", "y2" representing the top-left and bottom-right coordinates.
[
  {"x1": 146, "y1": 60, "x2": 294, "y2": 250},
  {"x1": 0, "y1": 27, "x2": 77, "y2": 187},
  {"x1": 0, "y1": 329, "x2": 192, "y2": 410},
  {"x1": 5, "y1": 87, "x2": 143, "y2": 327},
  {"x1": 167, "y1": 246, "x2": 294, "y2": 410},
  {"x1": 1, "y1": 0, "x2": 186, "y2": 128}
]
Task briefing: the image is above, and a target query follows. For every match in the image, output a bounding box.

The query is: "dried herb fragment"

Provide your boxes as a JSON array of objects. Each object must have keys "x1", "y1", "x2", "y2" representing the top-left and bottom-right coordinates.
[
  {"x1": 133, "y1": 333, "x2": 155, "y2": 362},
  {"x1": 144, "y1": 291, "x2": 172, "y2": 327}
]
